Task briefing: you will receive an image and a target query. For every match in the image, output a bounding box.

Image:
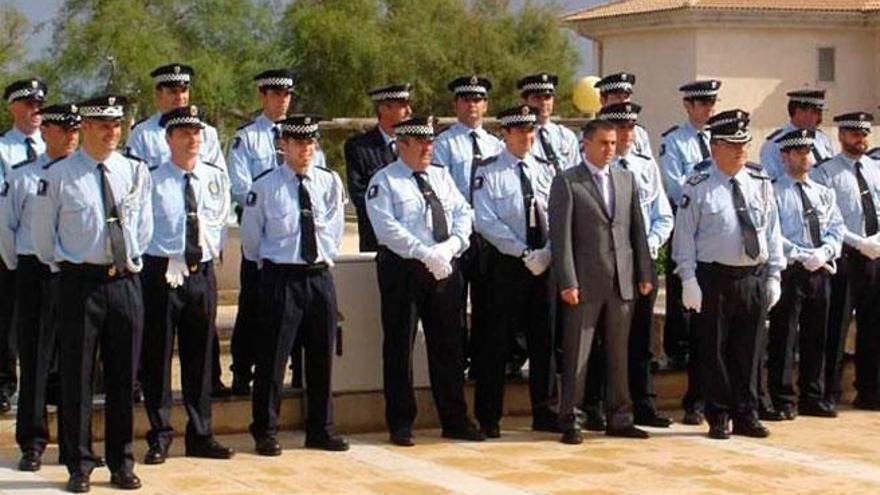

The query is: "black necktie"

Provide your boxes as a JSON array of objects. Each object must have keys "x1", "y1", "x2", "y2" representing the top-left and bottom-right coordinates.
[
  {"x1": 619, "y1": 157, "x2": 629, "y2": 170},
  {"x1": 272, "y1": 126, "x2": 284, "y2": 166},
  {"x1": 413, "y1": 172, "x2": 449, "y2": 242},
  {"x1": 730, "y1": 177, "x2": 760, "y2": 259},
  {"x1": 697, "y1": 131, "x2": 711, "y2": 161},
  {"x1": 97, "y1": 163, "x2": 128, "y2": 274},
  {"x1": 468, "y1": 131, "x2": 483, "y2": 204},
  {"x1": 855, "y1": 161, "x2": 879, "y2": 236},
  {"x1": 297, "y1": 174, "x2": 318, "y2": 264},
  {"x1": 519, "y1": 162, "x2": 544, "y2": 249},
  {"x1": 24, "y1": 137, "x2": 37, "y2": 162},
  {"x1": 184, "y1": 173, "x2": 201, "y2": 269},
  {"x1": 539, "y1": 128, "x2": 561, "y2": 174},
  {"x1": 795, "y1": 182, "x2": 821, "y2": 248}
]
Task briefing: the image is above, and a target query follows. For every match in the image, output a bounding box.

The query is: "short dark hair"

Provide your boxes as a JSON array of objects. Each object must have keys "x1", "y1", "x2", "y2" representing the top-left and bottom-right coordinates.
[
  {"x1": 581, "y1": 119, "x2": 616, "y2": 140},
  {"x1": 787, "y1": 101, "x2": 815, "y2": 118}
]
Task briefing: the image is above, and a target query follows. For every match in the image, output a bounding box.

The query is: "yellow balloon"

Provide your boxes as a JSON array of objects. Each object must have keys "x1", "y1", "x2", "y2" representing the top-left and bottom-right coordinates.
[{"x1": 572, "y1": 76, "x2": 602, "y2": 114}]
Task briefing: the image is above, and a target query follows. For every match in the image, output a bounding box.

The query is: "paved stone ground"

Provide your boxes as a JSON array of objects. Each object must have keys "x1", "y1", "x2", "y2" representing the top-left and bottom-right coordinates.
[{"x1": 3, "y1": 411, "x2": 880, "y2": 494}]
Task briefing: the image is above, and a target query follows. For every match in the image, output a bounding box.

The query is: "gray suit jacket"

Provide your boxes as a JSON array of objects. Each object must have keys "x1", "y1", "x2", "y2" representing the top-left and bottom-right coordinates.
[{"x1": 549, "y1": 161, "x2": 652, "y2": 302}]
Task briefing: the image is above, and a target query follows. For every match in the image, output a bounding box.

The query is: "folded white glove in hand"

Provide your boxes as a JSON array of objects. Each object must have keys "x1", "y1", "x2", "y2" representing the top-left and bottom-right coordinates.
[
  {"x1": 649, "y1": 243, "x2": 659, "y2": 260},
  {"x1": 801, "y1": 249, "x2": 828, "y2": 272},
  {"x1": 767, "y1": 278, "x2": 782, "y2": 310},
  {"x1": 434, "y1": 237, "x2": 461, "y2": 264},
  {"x1": 422, "y1": 249, "x2": 453, "y2": 280},
  {"x1": 682, "y1": 277, "x2": 702, "y2": 313},
  {"x1": 523, "y1": 247, "x2": 552, "y2": 276},
  {"x1": 165, "y1": 257, "x2": 189, "y2": 289}
]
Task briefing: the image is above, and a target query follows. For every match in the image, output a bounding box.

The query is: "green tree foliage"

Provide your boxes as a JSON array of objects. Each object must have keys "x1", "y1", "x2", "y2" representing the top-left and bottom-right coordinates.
[{"x1": 0, "y1": 2, "x2": 27, "y2": 73}]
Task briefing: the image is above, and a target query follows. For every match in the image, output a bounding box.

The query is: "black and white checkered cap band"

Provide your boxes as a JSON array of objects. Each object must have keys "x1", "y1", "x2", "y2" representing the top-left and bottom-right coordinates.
[
  {"x1": 499, "y1": 114, "x2": 537, "y2": 127},
  {"x1": 78, "y1": 106, "x2": 124, "y2": 118},
  {"x1": 41, "y1": 113, "x2": 80, "y2": 123},
  {"x1": 708, "y1": 116, "x2": 743, "y2": 128},
  {"x1": 256, "y1": 77, "x2": 294, "y2": 88},
  {"x1": 454, "y1": 85, "x2": 488, "y2": 96},
  {"x1": 521, "y1": 82, "x2": 556, "y2": 92},
  {"x1": 837, "y1": 120, "x2": 872, "y2": 131},
  {"x1": 7, "y1": 88, "x2": 44, "y2": 102},
  {"x1": 598, "y1": 111, "x2": 638, "y2": 121},
  {"x1": 777, "y1": 136, "x2": 814, "y2": 149},
  {"x1": 598, "y1": 81, "x2": 633, "y2": 93},
  {"x1": 395, "y1": 124, "x2": 434, "y2": 136},
  {"x1": 280, "y1": 123, "x2": 319, "y2": 135},
  {"x1": 154, "y1": 73, "x2": 191, "y2": 84},
  {"x1": 370, "y1": 90, "x2": 410, "y2": 102},
  {"x1": 682, "y1": 89, "x2": 718, "y2": 98},
  {"x1": 789, "y1": 96, "x2": 825, "y2": 107},
  {"x1": 163, "y1": 116, "x2": 204, "y2": 128}
]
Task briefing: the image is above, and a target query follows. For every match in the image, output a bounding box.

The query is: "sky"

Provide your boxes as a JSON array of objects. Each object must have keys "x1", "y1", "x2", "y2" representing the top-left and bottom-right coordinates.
[{"x1": 11, "y1": 0, "x2": 607, "y2": 75}]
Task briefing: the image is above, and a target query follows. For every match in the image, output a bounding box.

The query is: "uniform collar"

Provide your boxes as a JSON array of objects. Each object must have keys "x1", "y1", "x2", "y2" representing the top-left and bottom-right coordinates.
[
  {"x1": 7, "y1": 126, "x2": 39, "y2": 143},
  {"x1": 280, "y1": 163, "x2": 313, "y2": 182},
  {"x1": 501, "y1": 148, "x2": 533, "y2": 169},
  {"x1": 682, "y1": 121, "x2": 704, "y2": 136},
  {"x1": 78, "y1": 148, "x2": 114, "y2": 172},
  {"x1": 583, "y1": 158, "x2": 610, "y2": 176},
  {"x1": 452, "y1": 121, "x2": 485, "y2": 137},
  {"x1": 168, "y1": 160, "x2": 204, "y2": 181},
  {"x1": 257, "y1": 113, "x2": 277, "y2": 129}
]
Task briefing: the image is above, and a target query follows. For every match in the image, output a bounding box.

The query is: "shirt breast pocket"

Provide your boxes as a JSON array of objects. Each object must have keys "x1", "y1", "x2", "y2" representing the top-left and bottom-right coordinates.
[
  {"x1": 699, "y1": 202, "x2": 726, "y2": 235},
  {"x1": 393, "y1": 196, "x2": 423, "y2": 224},
  {"x1": 264, "y1": 204, "x2": 297, "y2": 240},
  {"x1": 491, "y1": 191, "x2": 522, "y2": 222}
]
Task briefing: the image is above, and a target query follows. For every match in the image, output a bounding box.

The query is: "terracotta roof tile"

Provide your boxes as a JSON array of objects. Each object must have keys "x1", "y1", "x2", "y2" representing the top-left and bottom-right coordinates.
[{"x1": 564, "y1": 0, "x2": 880, "y2": 22}]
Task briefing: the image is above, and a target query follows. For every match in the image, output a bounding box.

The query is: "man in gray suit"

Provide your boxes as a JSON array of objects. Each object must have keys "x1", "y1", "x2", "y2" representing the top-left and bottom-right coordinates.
[{"x1": 549, "y1": 119, "x2": 654, "y2": 445}]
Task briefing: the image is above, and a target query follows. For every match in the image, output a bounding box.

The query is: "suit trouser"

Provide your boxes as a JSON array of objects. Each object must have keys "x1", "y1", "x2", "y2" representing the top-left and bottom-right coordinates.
[
  {"x1": 825, "y1": 247, "x2": 880, "y2": 404},
  {"x1": 250, "y1": 262, "x2": 337, "y2": 439},
  {"x1": 355, "y1": 206, "x2": 379, "y2": 253},
  {"x1": 377, "y1": 249, "x2": 470, "y2": 433},
  {"x1": 766, "y1": 264, "x2": 830, "y2": 408},
  {"x1": 59, "y1": 264, "x2": 142, "y2": 476},
  {"x1": 141, "y1": 256, "x2": 216, "y2": 449},
  {"x1": 695, "y1": 262, "x2": 766, "y2": 424},
  {"x1": 475, "y1": 253, "x2": 554, "y2": 427},
  {"x1": 559, "y1": 284, "x2": 634, "y2": 430},
  {"x1": 231, "y1": 256, "x2": 260, "y2": 381},
  {"x1": 460, "y1": 233, "x2": 491, "y2": 372},
  {"x1": 0, "y1": 259, "x2": 17, "y2": 397},
  {"x1": 15, "y1": 255, "x2": 62, "y2": 454}
]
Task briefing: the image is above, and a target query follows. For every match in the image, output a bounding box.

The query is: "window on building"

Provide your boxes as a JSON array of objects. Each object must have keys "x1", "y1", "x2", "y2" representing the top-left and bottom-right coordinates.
[{"x1": 818, "y1": 47, "x2": 835, "y2": 82}]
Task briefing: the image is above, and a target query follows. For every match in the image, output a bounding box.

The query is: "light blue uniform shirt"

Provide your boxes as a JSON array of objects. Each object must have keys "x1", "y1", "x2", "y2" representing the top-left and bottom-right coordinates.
[
  {"x1": 0, "y1": 127, "x2": 44, "y2": 181},
  {"x1": 432, "y1": 122, "x2": 503, "y2": 200},
  {"x1": 147, "y1": 160, "x2": 230, "y2": 262},
  {"x1": 240, "y1": 164, "x2": 345, "y2": 265},
  {"x1": 31, "y1": 149, "x2": 153, "y2": 271},
  {"x1": 614, "y1": 152, "x2": 673, "y2": 252},
  {"x1": 672, "y1": 161, "x2": 785, "y2": 282},
  {"x1": 760, "y1": 122, "x2": 834, "y2": 180},
  {"x1": 473, "y1": 150, "x2": 552, "y2": 257},
  {"x1": 126, "y1": 112, "x2": 226, "y2": 170},
  {"x1": 772, "y1": 174, "x2": 844, "y2": 263},
  {"x1": 810, "y1": 153, "x2": 880, "y2": 247},
  {"x1": 633, "y1": 124, "x2": 652, "y2": 157},
  {"x1": 531, "y1": 121, "x2": 580, "y2": 172},
  {"x1": 227, "y1": 113, "x2": 326, "y2": 206},
  {"x1": 659, "y1": 121, "x2": 711, "y2": 205},
  {"x1": 366, "y1": 160, "x2": 472, "y2": 261},
  {"x1": 0, "y1": 154, "x2": 57, "y2": 267}
]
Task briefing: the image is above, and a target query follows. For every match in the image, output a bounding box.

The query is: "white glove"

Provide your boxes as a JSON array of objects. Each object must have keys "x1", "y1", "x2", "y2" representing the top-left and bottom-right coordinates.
[
  {"x1": 801, "y1": 249, "x2": 828, "y2": 272},
  {"x1": 523, "y1": 247, "x2": 552, "y2": 276},
  {"x1": 434, "y1": 237, "x2": 462, "y2": 264},
  {"x1": 767, "y1": 278, "x2": 782, "y2": 310},
  {"x1": 422, "y1": 250, "x2": 453, "y2": 281},
  {"x1": 857, "y1": 237, "x2": 880, "y2": 260},
  {"x1": 165, "y1": 257, "x2": 189, "y2": 288},
  {"x1": 649, "y1": 243, "x2": 659, "y2": 260},
  {"x1": 682, "y1": 278, "x2": 702, "y2": 313}
]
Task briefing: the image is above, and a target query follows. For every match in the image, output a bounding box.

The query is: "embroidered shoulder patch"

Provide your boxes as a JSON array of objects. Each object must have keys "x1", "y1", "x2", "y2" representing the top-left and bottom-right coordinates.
[
  {"x1": 37, "y1": 179, "x2": 47, "y2": 196},
  {"x1": 367, "y1": 184, "x2": 379, "y2": 199},
  {"x1": 245, "y1": 191, "x2": 257, "y2": 206}
]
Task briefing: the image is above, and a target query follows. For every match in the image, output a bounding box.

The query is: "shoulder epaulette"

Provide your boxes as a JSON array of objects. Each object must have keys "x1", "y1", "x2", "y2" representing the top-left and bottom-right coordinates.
[
  {"x1": 636, "y1": 123, "x2": 646, "y2": 130},
  {"x1": 480, "y1": 155, "x2": 500, "y2": 167},
  {"x1": 430, "y1": 162, "x2": 445, "y2": 168},
  {"x1": 236, "y1": 120, "x2": 255, "y2": 131},
  {"x1": 434, "y1": 125, "x2": 451, "y2": 136},
  {"x1": 693, "y1": 159, "x2": 712, "y2": 172},
  {"x1": 11, "y1": 158, "x2": 34, "y2": 170},
  {"x1": 486, "y1": 129, "x2": 502, "y2": 140},
  {"x1": 253, "y1": 168, "x2": 273, "y2": 182},
  {"x1": 813, "y1": 156, "x2": 832, "y2": 167},
  {"x1": 532, "y1": 154, "x2": 549, "y2": 164},
  {"x1": 686, "y1": 172, "x2": 710, "y2": 186},
  {"x1": 123, "y1": 151, "x2": 146, "y2": 163},
  {"x1": 315, "y1": 165, "x2": 334, "y2": 175},
  {"x1": 130, "y1": 115, "x2": 149, "y2": 130},
  {"x1": 42, "y1": 155, "x2": 67, "y2": 170},
  {"x1": 661, "y1": 125, "x2": 679, "y2": 137},
  {"x1": 745, "y1": 162, "x2": 763, "y2": 172},
  {"x1": 202, "y1": 161, "x2": 222, "y2": 171},
  {"x1": 148, "y1": 165, "x2": 159, "y2": 172},
  {"x1": 765, "y1": 128, "x2": 783, "y2": 141},
  {"x1": 633, "y1": 151, "x2": 651, "y2": 161},
  {"x1": 867, "y1": 147, "x2": 880, "y2": 157}
]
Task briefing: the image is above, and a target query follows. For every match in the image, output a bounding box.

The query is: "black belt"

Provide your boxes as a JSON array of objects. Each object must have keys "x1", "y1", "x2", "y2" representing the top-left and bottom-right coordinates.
[
  {"x1": 59, "y1": 261, "x2": 135, "y2": 280},
  {"x1": 262, "y1": 260, "x2": 328, "y2": 274},
  {"x1": 17, "y1": 254, "x2": 51, "y2": 276},
  {"x1": 697, "y1": 262, "x2": 766, "y2": 278}
]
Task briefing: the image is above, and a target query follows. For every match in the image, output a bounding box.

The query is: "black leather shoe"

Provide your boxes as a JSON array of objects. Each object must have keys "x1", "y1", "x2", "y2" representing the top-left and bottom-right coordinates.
[
  {"x1": 231, "y1": 375, "x2": 251, "y2": 396},
  {"x1": 254, "y1": 436, "x2": 282, "y2": 456},
  {"x1": 779, "y1": 405, "x2": 797, "y2": 421},
  {"x1": 481, "y1": 423, "x2": 501, "y2": 439},
  {"x1": 681, "y1": 410, "x2": 705, "y2": 425},
  {"x1": 211, "y1": 381, "x2": 232, "y2": 398},
  {"x1": 853, "y1": 396, "x2": 880, "y2": 411},
  {"x1": 94, "y1": 456, "x2": 106, "y2": 468},
  {"x1": 708, "y1": 423, "x2": 730, "y2": 440},
  {"x1": 634, "y1": 410, "x2": 673, "y2": 428},
  {"x1": 532, "y1": 410, "x2": 562, "y2": 433},
  {"x1": 759, "y1": 408, "x2": 785, "y2": 422},
  {"x1": 583, "y1": 411, "x2": 607, "y2": 431},
  {"x1": 305, "y1": 434, "x2": 350, "y2": 452},
  {"x1": 0, "y1": 392, "x2": 11, "y2": 414},
  {"x1": 132, "y1": 385, "x2": 143, "y2": 404},
  {"x1": 186, "y1": 438, "x2": 235, "y2": 459},
  {"x1": 606, "y1": 425, "x2": 650, "y2": 439},
  {"x1": 732, "y1": 419, "x2": 770, "y2": 438},
  {"x1": 442, "y1": 423, "x2": 486, "y2": 442},
  {"x1": 143, "y1": 445, "x2": 167, "y2": 465},
  {"x1": 560, "y1": 428, "x2": 583, "y2": 445},
  {"x1": 110, "y1": 471, "x2": 141, "y2": 490},
  {"x1": 799, "y1": 400, "x2": 837, "y2": 418},
  {"x1": 67, "y1": 473, "x2": 91, "y2": 493},
  {"x1": 389, "y1": 430, "x2": 414, "y2": 447},
  {"x1": 18, "y1": 450, "x2": 41, "y2": 471}
]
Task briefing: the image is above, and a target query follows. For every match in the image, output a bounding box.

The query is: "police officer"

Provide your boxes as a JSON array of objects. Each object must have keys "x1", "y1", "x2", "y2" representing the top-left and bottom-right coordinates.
[
  {"x1": 810, "y1": 112, "x2": 880, "y2": 411},
  {"x1": 594, "y1": 72, "x2": 651, "y2": 155},
  {"x1": 659, "y1": 80, "x2": 720, "y2": 424},
  {"x1": 766, "y1": 129, "x2": 844, "y2": 419},
  {"x1": 601, "y1": 102, "x2": 674, "y2": 427},
  {"x1": 367, "y1": 116, "x2": 484, "y2": 446},
  {"x1": 32, "y1": 95, "x2": 152, "y2": 492},
  {"x1": 241, "y1": 115, "x2": 349, "y2": 454},
  {"x1": 432, "y1": 76, "x2": 503, "y2": 378},
  {"x1": 345, "y1": 83, "x2": 412, "y2": 252},
  {"x1": 672, "y1": 109, "x2": 785, "y2": 440},
  {"x1": 140, "y1": 106, "x2": 235, "y2": 465},
  {"x1": 227, "y1": 69, "x2": 326, "y2": 395},
  {"x1": 517, "y1": 72, "x2": 579, "y2": 172},
  {"x1": 0, "y1": 103, "x2": 78, "y2": 471},
  {"x1": 760, "y1": 90, "x2": 834, "y2": 180},
  {"x1": 0, "y1": 77, "x2": 47, "y2": 412},
  {"x1": 472, "y1": 105, "x2": 558, "y2": 437}
]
